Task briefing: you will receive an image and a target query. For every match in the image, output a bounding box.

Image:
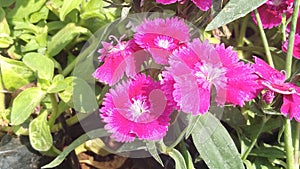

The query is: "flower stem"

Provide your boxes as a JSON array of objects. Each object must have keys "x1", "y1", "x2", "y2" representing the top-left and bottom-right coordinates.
[
  {"x1": 285, "y1": 0, "x2": 300, "y2": 78},
  {"x1": 285, "y1": 118, "x2": 295, "y2": 169},
  {"x1": 241, "y1": 115, "x2": 270, "y2": 161},
  {"x1": 49, "y1": 94, "x2": 58, "y2": 127},
  {"x1": 284, "y1": 1, "x2": 300, "y2": 169},
  {"x1": 237, "y1": 15, "x2": 249, "y2": 59},
  {"x1": 179, "y1": 140, "x2": 190, "y2": 169},
  {"x1": 294, "y1": 122, "x2": 300, "y2": 168},
  {"x1": 254, "y1": 9, "x2": 274, "y2": 68}
]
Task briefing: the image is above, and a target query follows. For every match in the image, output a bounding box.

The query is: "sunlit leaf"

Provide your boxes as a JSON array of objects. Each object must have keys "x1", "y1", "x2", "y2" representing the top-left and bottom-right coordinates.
[
  {"x1": 29, "y1": 110, "x2": 53, "y2": 151},
  {"x1": 10, "y1": 87, "x2": 45, "y2": 125},
  {"x1": 23, "y1": 53, "x2": 54, "y2": 80},
  {"x1": 0, "y1": 55, "x2": 35, "y2": 91}
]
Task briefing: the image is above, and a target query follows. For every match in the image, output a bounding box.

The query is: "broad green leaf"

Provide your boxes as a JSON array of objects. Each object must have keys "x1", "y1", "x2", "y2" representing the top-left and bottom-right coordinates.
[
  {"x1": 0, "y1": 0, "x2": 16, "y2": 7},
  {"x1": 146, "y1": 141, "x2": 164, "y2": 167},
  {"x1": 29, "y1": 110, "x2": 53, "y2": 151},
  {"x1": 47, "y1": 80, "x2": 68, "y2": 93},
  {"x1": 192, "y1": 113, "x2": 244, "y2": 169},
  {"x1": 23, "y1": 53, "x2": 54, "y2": 80},
  {"x1": 0, "y1": 34, "x2": 13, "y2": 48},
  {"x1": 59, "y1": 0, "x2": 82, "y2": 21},
  {"x1": 10, "y1": 87, "x2": 45, "y2": 125},
  {"x1": 58, "y1": 77, "x2": 75, "y2": 107},
  {"x1": 41, "y1": 128, "x2": 108, "y2": 168},
  {"x1": 205, "y1": 0, "x2": 267, "y2": 31},
  {"x1": 57, "y1": 76, "x2": 98, "y2": 112},
  {"x1": 29, "y1": 6, "x2": 49, "y2": 23},
  {"x1": 47, "y1": 23, "x2": 91, "y2": 57},
  {"x1": 0, "y1": 55, "x2": 35, "y2": 91},
  {"x1": 7, "y1": 0, "x2": 46, "y2": 19},
  {"x1": 0, "y1": 7, "x2": 10, "y2": 35},
  {"x1": 73, "y1": 77, "x2": 98, "y2": 113},
  {"x1": 168, "y1": 148, "x2": 187, "y2": 169}
]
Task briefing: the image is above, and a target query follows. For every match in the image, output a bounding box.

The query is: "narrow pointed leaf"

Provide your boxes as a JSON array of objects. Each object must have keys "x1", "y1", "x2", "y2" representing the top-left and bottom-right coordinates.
[
  {"x1": 205, "y1": 0, "x2": 267, "y2": 31},
  {"x1": 192, "y1": 113, "x2": 244, "y2": 169}
]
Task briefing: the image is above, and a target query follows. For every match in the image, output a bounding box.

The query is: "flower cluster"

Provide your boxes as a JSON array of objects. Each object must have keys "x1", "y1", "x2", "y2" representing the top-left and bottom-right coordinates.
[
  {"x1": 93, "y1": 16, "x2": 300, "y2": 142},
  {"x1": 156, "y1": 0, "x2": 212, "y2": 11}
]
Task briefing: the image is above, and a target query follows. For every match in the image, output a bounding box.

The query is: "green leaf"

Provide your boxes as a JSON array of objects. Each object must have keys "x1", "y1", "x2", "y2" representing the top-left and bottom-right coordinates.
[
  {"x1": 7, "y1": 0, "x2": 46, "y2": 19},
  {"x1": 29, "y1": 110, "x2": 53, "y2": 151},
  {"x1": 0, "y1": 34, "x2": 13, "y2": 48},
  {"x1": 29, "y1": 6, "x2": 49, "y2": 23},
  {"x1": 0, "y1": 55, "x2": 35, "y2": 91},
  {"x1": 146, "y1": 141, "x2": 164, "y2": 167},
  {"x1": 23, "y1": 53, "x2": 54, "y2": 80},
  {"x1": 10, "y1": 87, "x2": 45, "y2": 125},
  {"x1": 47, "y1": 23, "x2": 90, "y2": 57},
  {"x1": 168, "y1": 148, "x2": 187, "y2": 169},
  {"x1": 59, "y1": 0, "x2": 82, "y2": 21},
  {"x1": 41, "y1": 128, "x2": 108, "y2": 168},
  {"x1": 0, "y1": 7, "x2": 10, "y2": 35},
  {"x1": 73, "y1": 77, "x2": 98, "y2": 113},
  {"x1": 47, "y1": 80, "x2": 68, "y2": 93},
  {"x1": 57, "y1": 77, "x2": 98, "y2": 112},
  {"x1": 205, "y1": 0, "x2": 267, "y2": 31},
  {"x1": 185, "y1": 114, "x2": 201, "y2": 139},
  {"x1": 0, "y1": 0, "x2": 16, "y2": 7},
  {"x1": 192, "y1": 113, "x2": 244, "y2": 169}
]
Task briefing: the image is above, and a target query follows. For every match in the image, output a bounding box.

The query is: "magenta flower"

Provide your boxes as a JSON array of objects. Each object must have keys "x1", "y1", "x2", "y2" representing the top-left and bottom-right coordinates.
[
  {"x1": 100, "y1": 74, "x2": 173, "y2": 142},
  {"x1": 134, "y1": 17, "x2": 190, "y2": 65},
  {"x1": 93, "y1": 38, "x2": 149, "y2": 85},
  {"x1": 156, "y1": 0, "x2": 212, "y2": 11},
  {"x1": 251, "y1": 0, "x2": 293, "y2": 29},
  {"x1": 166, "y1": 39, "x2": 258, "y2": 115},
  {"x1": 253, "y1": 57, "x2": 300, "y2": 121},
  {"x1": 282, "y1": 34, "x2": 300, "y2": 59}
]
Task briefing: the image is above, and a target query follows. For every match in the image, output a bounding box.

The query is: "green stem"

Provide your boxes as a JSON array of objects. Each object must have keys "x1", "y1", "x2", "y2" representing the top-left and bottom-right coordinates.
[
  {"x1": 62, "y1": 53, "x2": 77, "y2": 76},
  {"x1": 254, "y1": 9, "x2": 274, "y2": 68},
  {"x1": 241, "y1": 116, "x2": 270, "y2": 160},
  {"x1": 237, "y1": 15, "x2": 249, "y2": 59},
  {"x1": 285, "y1": 0, "x2": 300, "y2": 78},
  {"x1": 285, "y1": 118, "x2": 295, "y2": 169},
  {"x1": 282, "y1": 13, "x2": 287, "y2": 42},
  {"x1": 284, "y1": 1, "x2": 300, "y2": 169},
  {"x1": 49, "y1": 94, "x2": 58, "y2": 127},
  {"x1": 0, "y1": 68, "x2": 5, "y2": 113},
  {"x1": 294, "y1": 122, "x2": 300, "y2": 168}
]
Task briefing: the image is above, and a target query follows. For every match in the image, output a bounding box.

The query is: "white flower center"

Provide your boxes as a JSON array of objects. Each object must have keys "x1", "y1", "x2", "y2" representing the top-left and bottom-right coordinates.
[
  {"x1": 129, "y1": 98, "x2": 149, "y2": 121},
  {"x1": 154, "y1": 36, "x2": 175, "y2": 49},
  {"x1": 194, "y1": 63, "x2": 227, "y2": 89}
]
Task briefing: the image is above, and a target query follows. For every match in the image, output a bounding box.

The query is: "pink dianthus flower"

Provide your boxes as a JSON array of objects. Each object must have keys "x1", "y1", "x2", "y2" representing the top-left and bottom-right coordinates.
[
  {"x1": 100, "y1": 74, "x2": 173, "y2": 142},
  {"x1": 166, "y1": 39, "x2": 258, "y2": 115},
  {"x1": 156, "y1": 0, "x2": 212, "y2": 11},
  {"x1": 253, "y1": 57, "x2": 300, "y2": 121},
  {"x1": 93, "y1": 37, "x2": 149, "y2": 85},
  {"x1": 134, "y1": 17, "x2": 190, "y2": 65},
  {"x1": 251, "y1": 0, "x2": 293, "y2": 29},
  {"x1": 282, "y1": 34, "x2": 300, "y2": 59}
]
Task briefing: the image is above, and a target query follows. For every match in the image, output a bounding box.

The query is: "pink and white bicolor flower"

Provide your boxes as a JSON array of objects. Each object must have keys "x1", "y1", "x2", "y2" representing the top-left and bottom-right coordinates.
[
  {"x1": 93, "y1": 36, "x2": 149, "y2": 85},
  {"x1": 134, "y1": 17, "x2": 190, "y2": 65},
  {"x1": 165, "y1": 39, "x2": 258, "y2": 115},
  {"x1": 100, "y1": 74, "x2": 173, "y2": 142}
]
